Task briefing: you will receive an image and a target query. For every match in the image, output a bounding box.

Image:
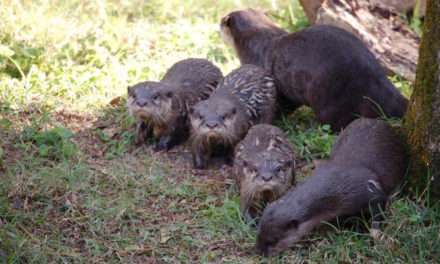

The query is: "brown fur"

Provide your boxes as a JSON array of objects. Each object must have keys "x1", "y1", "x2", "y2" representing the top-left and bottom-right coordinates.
[
  {"x1": 189, "y1": 64, "x2": 277, "y2": 169},
  {"x1": 220, "y1": 9, "x2": 408, "y2": 131},
  {"x1": 127, "y1": 58, "x2": 222, "y2": 150},
  {"x1": 256, "y1": 118, "x2": 408, "y2": 256},
  {"x1": 234, "y1": 124, "x2": 296, "y2": 222}
]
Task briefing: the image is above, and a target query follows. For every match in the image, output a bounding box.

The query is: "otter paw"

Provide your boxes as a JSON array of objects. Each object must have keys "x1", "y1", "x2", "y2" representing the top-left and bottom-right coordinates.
[
  {"x1": 153, "y1": 136, "x2": 173, "y2": 151},
  {"x1": 135, "y1": 122, "x2": 148, "y2": 145},
  {"x1": 135, "y1": 133, "x2": 146, "y2": 145},
  {"x1": 193, "y1": 155, "x2": 208, "y2": 169},
  {"x1": 242, "y1": 210, "x2": 254, "y2": 224}
]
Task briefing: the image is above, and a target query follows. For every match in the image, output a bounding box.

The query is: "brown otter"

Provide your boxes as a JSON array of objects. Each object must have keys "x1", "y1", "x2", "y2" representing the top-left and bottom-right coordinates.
[
  {"x1": 220, "y1": 9, "x2": 408, "y2": 131},
  {"x1": 234, "y1": 124, "x2": 296, "y2": 222},
  {"x1": 127, "y1": 58, "x2": 222, "y2": 151},
  {"x1": 189, "y1": 64, "x2": 277, "y2": 169},
  {"x1": 256, "y1": 118, "x2": 408, "y2": 256}
]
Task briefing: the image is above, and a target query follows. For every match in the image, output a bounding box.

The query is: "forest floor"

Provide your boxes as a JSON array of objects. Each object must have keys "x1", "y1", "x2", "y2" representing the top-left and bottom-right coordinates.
[{"x1": 0, "y1": 0, "x2": 439, "y2": 263}]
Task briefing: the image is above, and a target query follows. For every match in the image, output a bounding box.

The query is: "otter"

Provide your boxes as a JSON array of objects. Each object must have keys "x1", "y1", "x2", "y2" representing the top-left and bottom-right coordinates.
[
  {"x1": 220, "y1": 9, "x2": 408, "y2": 131},
  {"x1": 256, "y1": 118, "x2": 408, "y2": 256},
  {"x1": 189, "y1": 64, "x2": 277, "y2": 169},
  {"x1": 234, "y1": 124, "x2": 296, "y2": 222},
  {"x1": 127, "y1": 58, "x2": 222, "y2": 151}
]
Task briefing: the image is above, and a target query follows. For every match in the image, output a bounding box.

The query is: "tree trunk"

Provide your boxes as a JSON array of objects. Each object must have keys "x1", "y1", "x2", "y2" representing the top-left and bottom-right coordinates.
[
  {"x1": 299, "y1": 0, "x2": 420, "y2": 81},
  {"x1": 405, "y1": 0, "x2": 440, "y2": 198}
]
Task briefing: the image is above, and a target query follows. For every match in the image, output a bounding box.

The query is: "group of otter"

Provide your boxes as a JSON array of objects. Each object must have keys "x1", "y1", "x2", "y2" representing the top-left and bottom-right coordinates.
[{"x1": 127, "y1": 9, "x2": 408, "y2": 256}]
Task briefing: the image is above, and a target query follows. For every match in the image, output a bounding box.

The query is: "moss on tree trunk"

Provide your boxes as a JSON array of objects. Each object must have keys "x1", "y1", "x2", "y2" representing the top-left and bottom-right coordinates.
[{"x1": 404, "y1": 0, "x2": 440, "y2": 198}]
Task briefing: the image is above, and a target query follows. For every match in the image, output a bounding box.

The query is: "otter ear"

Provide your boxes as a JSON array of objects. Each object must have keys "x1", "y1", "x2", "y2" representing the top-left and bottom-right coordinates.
[
  {"x1": 367, "y1": 180, "x2": 384, "y2": 194},
  {"x1": 127, "y1": 86, "x2": 132, "y2": 95},
  {"x1": 222, "y1": 14, "x2": 232, "y2": 27},
  {"x1": 285, "y1": 219, "x2": 299, "y2": 230}
]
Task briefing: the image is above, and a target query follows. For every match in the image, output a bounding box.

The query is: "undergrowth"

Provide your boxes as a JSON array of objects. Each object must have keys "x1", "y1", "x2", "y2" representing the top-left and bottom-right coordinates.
[{"x1": 0, "y1": 0, "x2": 438, "y2": 263}]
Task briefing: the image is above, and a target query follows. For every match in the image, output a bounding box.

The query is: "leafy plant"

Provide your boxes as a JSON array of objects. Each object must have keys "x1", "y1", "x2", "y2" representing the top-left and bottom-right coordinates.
[{"x1": 20, "y1": 125, "x2": 77, "y2": 160}]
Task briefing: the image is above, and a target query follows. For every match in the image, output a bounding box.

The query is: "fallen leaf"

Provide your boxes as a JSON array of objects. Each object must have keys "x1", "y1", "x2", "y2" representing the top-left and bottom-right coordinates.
[
  {"x1": 160, "y1": 228, "x2": 171, "y2": 244},
  {"x1": 109, "y1": 96, "x2": 121, "y2": 106}
]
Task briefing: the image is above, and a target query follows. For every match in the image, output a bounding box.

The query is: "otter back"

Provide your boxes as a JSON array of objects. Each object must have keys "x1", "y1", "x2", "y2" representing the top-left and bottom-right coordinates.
[
  {"x1": 162, "y1": 58, "x2": 223, "y2": 105},
  {"x1": 256, "y1": 118, "x2": 408, "y2": 256},
  {"x1": 220, "y1": 9, "x2": 408, "y2": 130},
  {"x1": 216, "y1": 64, "x2": 277, "y2": 125}
]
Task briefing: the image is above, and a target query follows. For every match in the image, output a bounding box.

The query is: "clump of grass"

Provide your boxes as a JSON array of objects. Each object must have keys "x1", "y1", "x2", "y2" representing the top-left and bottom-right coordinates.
[
  {"x1": 20, "y1": 125, "x2": 77, "y2": 160},
  {"x1": 278, "y1": 108, "x2": 336, "y2": 162}
]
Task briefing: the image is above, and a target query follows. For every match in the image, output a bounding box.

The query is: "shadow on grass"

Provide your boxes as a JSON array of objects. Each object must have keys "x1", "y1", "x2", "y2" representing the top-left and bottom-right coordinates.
[{"x1": 1, "y1": 98, "x2": 440, "y2": 263}]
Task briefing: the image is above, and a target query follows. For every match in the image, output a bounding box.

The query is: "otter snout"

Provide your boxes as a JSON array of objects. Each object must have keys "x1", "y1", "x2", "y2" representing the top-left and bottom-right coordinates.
[
  {"x1": 205, "y1": 119, "x2": 220, "y2": 129},
  {"x1": 260, "y1": 172, "x2": 273, "y2": 182},
  {"x1": 136, "y1": 98, "x2": 149, "y2": 107},
  {"x1": 255, "y1": 237, "x2": 275, "y2": 257}
]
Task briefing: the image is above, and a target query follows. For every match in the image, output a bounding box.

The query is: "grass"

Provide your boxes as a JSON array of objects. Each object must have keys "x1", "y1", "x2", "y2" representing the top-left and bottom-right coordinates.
[{"x1": 0, "y1": 0, "x2": 439, "y2": 263}]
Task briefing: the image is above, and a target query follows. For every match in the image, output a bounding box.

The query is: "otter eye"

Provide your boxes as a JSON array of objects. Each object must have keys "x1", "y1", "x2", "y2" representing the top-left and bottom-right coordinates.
[
  {"x1": 275, "y1": 166, "x2": 282, "y2": 173},
  {"x1": 152, "y1": 94, "x2": 160, "y2": 101},
  {"x1": 231, "y1": 107, "x2": 237, "y2": 115}
]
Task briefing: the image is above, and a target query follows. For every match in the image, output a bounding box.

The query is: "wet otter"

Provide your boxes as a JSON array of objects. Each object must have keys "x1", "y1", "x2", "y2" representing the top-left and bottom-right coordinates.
[
  {"x1": 189, "y1": 64, "x2": 277, "y2": 169},
  {"x1": 127, "y1": 58, "x2": 222, "y2": 151},
  {"x1": 220, "y1": 9, "x2": 408, "y2": 131},
  {"x1": 256, "y1": 118, "x2": 408, "y2": 256},
  {"x1": 234, "y1": 124, "x2": 296, "y2": 222}
]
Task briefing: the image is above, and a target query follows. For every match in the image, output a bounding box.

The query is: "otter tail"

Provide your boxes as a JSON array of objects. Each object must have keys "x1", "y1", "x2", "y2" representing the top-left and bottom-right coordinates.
[{"x1": 364, "y1": 78, "x2": 409, "y2": 119}]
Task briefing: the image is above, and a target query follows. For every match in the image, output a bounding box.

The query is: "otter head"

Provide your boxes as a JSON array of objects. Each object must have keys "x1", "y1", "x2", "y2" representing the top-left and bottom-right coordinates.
[
  {"x1": 256, "y1": 195, "x2": 317, "y2": 256},
  {"x1": 220, "y1": 9, "x2": 284, "y2": 66},
  {"x1": 220, "y1": 9, "x2": 274, "y2": 44},
  {"x1": 239, "y1": 152, "x2": 294, "y2": 219},
  {"x1": 190, "y1": 95, "x2": 248, "y2": 147},
  {"x1": 127, "y1": 81, "x2": 177, "y2": 126}
]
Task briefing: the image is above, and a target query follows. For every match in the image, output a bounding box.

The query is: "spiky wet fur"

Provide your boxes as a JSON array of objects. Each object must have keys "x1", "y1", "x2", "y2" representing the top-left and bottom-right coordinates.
[{"x1": 234, "y1": 124, "x2": 295, "y2": 221}]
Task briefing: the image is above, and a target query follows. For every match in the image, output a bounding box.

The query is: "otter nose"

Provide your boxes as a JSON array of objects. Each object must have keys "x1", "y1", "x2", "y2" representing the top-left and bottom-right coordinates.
[
  {"x1": 261, "y1": 173, "x2": 273, "y2": 182},
  {"x1": 206, "y1": 121, "x2": 219, "y2": 129},
  {"x1": 136, "y1": 100, "x2": 148, "y2": 107}
]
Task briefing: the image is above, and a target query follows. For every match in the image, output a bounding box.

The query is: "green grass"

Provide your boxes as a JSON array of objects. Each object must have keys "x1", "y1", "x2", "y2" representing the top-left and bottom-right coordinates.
[{"x1": 0, "y1": 0, "x2": 439, "y2": 263}]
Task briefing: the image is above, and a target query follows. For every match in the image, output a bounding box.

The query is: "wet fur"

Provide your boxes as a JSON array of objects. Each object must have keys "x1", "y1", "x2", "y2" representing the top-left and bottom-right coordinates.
[
  {"x1": 221, "y1": 9, "x2": 408, "y2": 131},
  {"x1": 127, "y1": 58, "x2": 222, "y2": 150},
  {"x1": 190, "y1": 94, "x2": 249, "y2": 169},
  {"x1": 234, "y1": 124, "x2": 296, "y2": 221},
  {"x1": 256, "y1": 118, "x2": 408, "y2": 256},
  {"x1": 189, "y1": 65, "x2": 277, "y2": 169}
]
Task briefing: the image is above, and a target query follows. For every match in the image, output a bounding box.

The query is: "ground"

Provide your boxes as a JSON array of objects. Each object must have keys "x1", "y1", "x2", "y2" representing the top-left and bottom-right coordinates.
[{"x1": 0, "y1": 0, "x2": 439, "y2": 263}]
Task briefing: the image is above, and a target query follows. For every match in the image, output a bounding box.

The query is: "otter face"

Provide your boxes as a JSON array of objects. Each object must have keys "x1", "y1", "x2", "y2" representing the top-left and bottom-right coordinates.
[
  {"x1": 189, "y1": 97, "x2": 244, "y2": 143},
  {"x1": 127, "y1": 82, "x2": 175, "y2": 125},
  {"x1": 239, "y1": 153, "x2": 294, "y2": 218},
  {"x1": 256, "y1": 199, "x2": 314, "y2": 256}
]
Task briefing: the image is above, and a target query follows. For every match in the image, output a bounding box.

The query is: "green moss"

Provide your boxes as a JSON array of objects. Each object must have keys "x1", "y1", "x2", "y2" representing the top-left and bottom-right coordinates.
[{"x1": 404, "y1": 0, "x2": 440, "y2": 198}]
